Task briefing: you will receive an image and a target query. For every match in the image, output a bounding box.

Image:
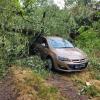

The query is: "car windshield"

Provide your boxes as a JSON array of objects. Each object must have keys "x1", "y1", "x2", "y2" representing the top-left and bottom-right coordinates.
[{"x1": 48, "y1": 38, "x2": 74, "y2": 48}]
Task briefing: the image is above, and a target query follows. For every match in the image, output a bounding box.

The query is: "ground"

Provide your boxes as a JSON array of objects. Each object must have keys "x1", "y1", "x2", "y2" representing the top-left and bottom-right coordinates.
[
  {"x1": 0, "y1": 66, "x2": 100, "y2": 100},
  {"x1": 46, "y1": 74, "x2": 88, "y2": 100}
]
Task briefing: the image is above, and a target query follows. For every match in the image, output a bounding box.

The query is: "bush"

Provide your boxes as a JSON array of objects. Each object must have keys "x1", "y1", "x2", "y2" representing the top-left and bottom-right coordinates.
[
  {"x1": 75, "y1": 27, "x2": 100, "y2": 81},
  {"x1": 0, "y1": 30, "x2": 28, "y2": 77},
  {"x1": 76, "y1": 28, "x2": 100, "y2": 53},
  {"x1": 15, "y1": 56, "x2": 50, "y2": 78}
]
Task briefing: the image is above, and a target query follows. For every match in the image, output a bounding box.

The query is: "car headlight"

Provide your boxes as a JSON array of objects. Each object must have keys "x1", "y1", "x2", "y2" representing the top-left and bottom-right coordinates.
[{"x1": 58, "y1": 56, "x2": 71, "y2": 61}]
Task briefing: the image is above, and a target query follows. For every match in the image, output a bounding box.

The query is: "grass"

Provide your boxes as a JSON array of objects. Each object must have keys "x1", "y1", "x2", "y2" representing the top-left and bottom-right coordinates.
[
  {"x1": 67, "y1": 69, "x2": 100, "y2": 98},
  {"x1": 15, "y1": 56, "x2": 51, "y2": 79},
  {"x1": 11, "y1": 65, "x2": 66, "y2": 100},
  {"x1": 80, "y1": 85, "x2": 100, "y2": 97}
]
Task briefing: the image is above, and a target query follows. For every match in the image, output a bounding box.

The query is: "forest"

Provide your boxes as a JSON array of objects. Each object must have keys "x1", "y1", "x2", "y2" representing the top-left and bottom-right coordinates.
[{"x1": 0, "y1": 0, "x2": 100, "y2": 100}]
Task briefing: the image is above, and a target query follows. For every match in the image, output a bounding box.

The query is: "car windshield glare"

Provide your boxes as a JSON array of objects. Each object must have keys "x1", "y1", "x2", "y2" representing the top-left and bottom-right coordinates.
[{"x1": 48, "y1": 38, "x2": 74, "y2": 48}]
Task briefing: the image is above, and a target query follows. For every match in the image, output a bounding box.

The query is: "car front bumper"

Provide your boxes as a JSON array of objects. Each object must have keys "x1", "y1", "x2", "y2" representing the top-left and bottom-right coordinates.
[{"x1": 55, "y1": 60, "x2": 88, "y2": 72}]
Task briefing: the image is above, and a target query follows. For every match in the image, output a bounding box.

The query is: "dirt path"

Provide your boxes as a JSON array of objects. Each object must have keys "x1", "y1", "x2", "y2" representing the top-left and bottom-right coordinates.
[
  {"x1": 0, "y1": 68, "x2": 89, "y2": 100},
  {"x1": 0, "y1": 73, "x2": 18, "y2": 100},
  {"x1": 46, "y1": 73, "x2": 88, "y2": 100}
]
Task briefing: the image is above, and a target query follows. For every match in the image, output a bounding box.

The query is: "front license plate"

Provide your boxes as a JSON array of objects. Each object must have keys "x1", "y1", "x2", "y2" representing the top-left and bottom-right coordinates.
[{"x1": 80, "y1": 64, "x2": 85, "y2": 67}]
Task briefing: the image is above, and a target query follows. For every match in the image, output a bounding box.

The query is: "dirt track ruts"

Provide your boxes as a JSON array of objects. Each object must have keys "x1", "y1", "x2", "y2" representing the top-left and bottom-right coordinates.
[{"x1": 46, "y1": 73, "x2": 88, "y2": 100}]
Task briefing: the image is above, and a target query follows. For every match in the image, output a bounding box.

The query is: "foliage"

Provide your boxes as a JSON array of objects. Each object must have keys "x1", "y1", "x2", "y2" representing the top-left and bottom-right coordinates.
[
  {"x1": 73, "y1": 77, "x2": 100, "y2": 98},
  {"x1": 80, "y1": 85, "x2": 100, "y2": 97},
  {"x1": 11, "y1": 66, "x2": 65, "y2": 100},
  {"x1": 76, "y1": 29, "x2": 100, "y2": 50},
  {"x1": 15, "y1": 56, "x2": 50, "y2": 78},
  {"x1": 0, "y1": 0, "x2": 99, "y2": 80},
  {"x1": 0, "y1": 0, "x2": 99, "y2": 99},
  {"x1": 0, "y1": 31, "x2": 28, "y2": 77}
]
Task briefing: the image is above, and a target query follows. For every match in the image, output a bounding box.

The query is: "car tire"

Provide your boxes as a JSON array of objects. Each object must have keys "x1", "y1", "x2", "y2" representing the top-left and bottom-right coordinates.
[{"x1": 47, "y1": 58, "x2": 54, "y2": 71}]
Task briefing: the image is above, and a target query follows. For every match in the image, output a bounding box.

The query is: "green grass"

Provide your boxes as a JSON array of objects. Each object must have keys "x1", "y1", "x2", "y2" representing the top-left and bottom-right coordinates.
[
  {"x1": 11, "y1": 66, "x2": 66, "y2": 100},
  {"x1": 80, "y1": 85, "x2": 100, "y2": 97}
]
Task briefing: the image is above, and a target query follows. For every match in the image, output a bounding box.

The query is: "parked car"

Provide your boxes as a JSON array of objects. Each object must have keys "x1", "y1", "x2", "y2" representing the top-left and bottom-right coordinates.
[{"x1": 30, "y1": 36, "x2": 88, "y2": 72}]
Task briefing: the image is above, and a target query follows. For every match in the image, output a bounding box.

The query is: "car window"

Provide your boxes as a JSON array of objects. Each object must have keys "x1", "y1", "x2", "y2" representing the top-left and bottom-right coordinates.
[{"x1": 48, "y1": 38, "x2": 74, "y2": 48}]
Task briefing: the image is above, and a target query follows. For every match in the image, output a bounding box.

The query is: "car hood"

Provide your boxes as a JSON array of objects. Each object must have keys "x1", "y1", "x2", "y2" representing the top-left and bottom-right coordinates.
[{"x1": 51, "y1": 48, "x2": 87, "y2": 60}]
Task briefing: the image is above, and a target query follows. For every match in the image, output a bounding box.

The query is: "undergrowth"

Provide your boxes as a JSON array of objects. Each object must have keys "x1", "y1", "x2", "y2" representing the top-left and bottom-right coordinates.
[
  {"x1": 72, "y1": 27, "x2": 100, "y2": 98},
  {"x1": 15, "y1": 56, "x2": 51, "y2": 79},
  {"x1": 12, "y1": 66, "x2": 65, "y2": 100}
]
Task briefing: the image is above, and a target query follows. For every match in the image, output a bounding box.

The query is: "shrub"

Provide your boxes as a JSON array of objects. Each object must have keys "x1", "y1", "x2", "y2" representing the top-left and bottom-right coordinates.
[
  {"x1": 15, "y1": 56, "x2": 50, "y2": 78},
  {"x1": 0, "y1": 31, "x2": 28, "y2": 77},
  {"x1": 80, "y1": 85, "x2": 100, "y2": 97}
]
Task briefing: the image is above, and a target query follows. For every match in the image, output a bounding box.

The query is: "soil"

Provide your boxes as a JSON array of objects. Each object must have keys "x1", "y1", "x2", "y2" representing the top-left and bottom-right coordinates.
[
  {"x1": 0, "y1": 72, "x2": 19, "y2": 100},
  {"x1": 46, "y1": 73, "x2": 88, "y2": 100},
  {"x1": 0, "y1": 68, "x2": 89, "y2": 100}
]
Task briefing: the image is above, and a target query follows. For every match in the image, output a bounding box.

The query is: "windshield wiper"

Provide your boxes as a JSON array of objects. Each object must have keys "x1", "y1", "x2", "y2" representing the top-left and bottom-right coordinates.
[{"x1": 62, "y1": 47, "x2": 73, "y2": 48}]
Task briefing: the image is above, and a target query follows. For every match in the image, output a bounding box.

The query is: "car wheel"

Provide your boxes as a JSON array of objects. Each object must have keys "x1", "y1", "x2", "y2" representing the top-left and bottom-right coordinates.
[{"x1": 47, "y1": 58, "x2": 54, "y2": 71}]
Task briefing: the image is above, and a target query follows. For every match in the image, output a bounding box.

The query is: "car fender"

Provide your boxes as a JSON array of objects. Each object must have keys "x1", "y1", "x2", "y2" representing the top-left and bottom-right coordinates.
[{"x1": 46, "y1": 52, "x2": 58, "y2": 68}]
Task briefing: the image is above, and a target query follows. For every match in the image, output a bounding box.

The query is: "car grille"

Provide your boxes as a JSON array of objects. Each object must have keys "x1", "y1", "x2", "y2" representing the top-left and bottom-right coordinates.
[{"x1": 72, "y1": 59, "x2": 85, "y2": 63}]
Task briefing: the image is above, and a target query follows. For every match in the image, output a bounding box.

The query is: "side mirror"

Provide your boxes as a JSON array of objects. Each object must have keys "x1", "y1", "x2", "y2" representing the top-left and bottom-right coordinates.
[
  {"x1": 41, "y1": 43, "x2": 46, "y2": 47},
  {"x1": 41, "y1": 43, "x2": 48, "y2": 48}
]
